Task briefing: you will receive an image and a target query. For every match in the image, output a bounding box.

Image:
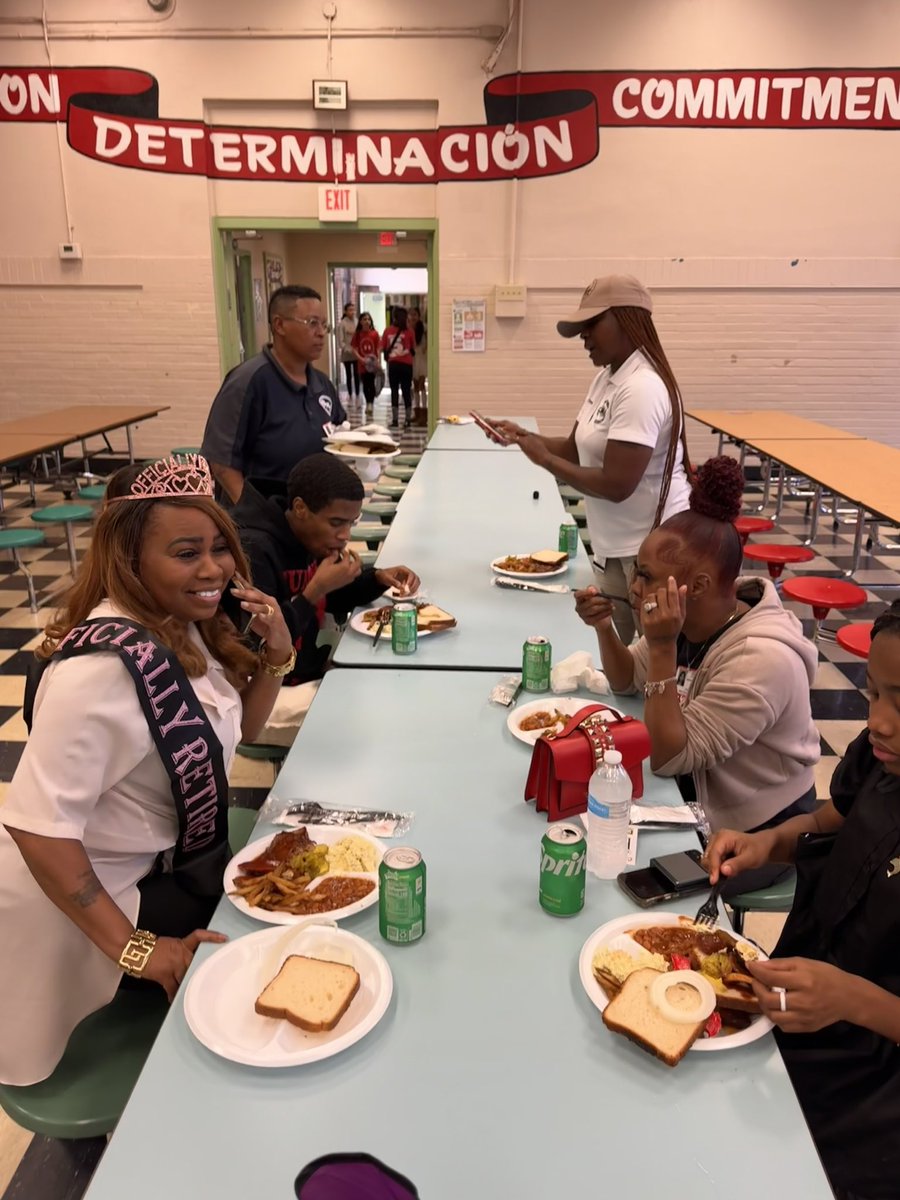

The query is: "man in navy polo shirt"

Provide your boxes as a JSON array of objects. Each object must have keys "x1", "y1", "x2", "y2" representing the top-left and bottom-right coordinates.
[{"x1": 202, "y1": 285, "x2": 347, "y2": 502}]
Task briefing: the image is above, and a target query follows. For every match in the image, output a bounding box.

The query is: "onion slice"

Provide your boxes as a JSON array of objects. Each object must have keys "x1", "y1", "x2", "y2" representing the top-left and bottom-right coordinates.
[{"x1": 649, "y1": 970, "x2": 717, "y2": 1025}]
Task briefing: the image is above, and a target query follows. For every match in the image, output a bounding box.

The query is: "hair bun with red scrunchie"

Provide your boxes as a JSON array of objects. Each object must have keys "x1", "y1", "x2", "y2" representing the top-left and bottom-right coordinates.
[{"x1": 689, "y1": 455, "x2": 744, "y2": 522}]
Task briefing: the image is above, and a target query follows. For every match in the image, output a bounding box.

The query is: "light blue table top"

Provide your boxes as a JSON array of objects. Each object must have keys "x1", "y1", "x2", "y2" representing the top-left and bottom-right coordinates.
[
  {"x1": 86, "y1": 670, "x2": 829, "y2": 1200},
  {"x1": 428, "y1": 414, "x2": 538, "y2": 450},
  {"x1": 336, "y1": 449, "x2": 594, "y2": 670}
]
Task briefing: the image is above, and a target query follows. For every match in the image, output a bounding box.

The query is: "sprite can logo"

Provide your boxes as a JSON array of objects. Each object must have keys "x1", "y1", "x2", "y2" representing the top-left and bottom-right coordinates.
[{"x1": 540, "y1": 849, "x2": 586, "y2": 877}]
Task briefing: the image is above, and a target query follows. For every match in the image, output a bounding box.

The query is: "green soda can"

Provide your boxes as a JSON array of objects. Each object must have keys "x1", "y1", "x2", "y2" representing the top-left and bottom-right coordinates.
[
  {"x1": 539, "y1": 823, "x2": 586, "y2": 916},
  {"x1": 379, "y1": 847, "x2": 426, "y2": 943},
  {"x1": 522, "y1": 635, "x2": 551, "y2": 692},
  {"x1": 391, "y1": 602, "x2": 418, "y2": 655},
  {"x1": 558, "y1": 521, "x2": 579, "y2": 559}
]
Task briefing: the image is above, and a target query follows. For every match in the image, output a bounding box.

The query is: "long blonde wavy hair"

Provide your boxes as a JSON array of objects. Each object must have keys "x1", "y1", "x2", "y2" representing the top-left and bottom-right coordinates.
[{"x1": 38, "y1": 491, "x2": 258, "y2": 691}]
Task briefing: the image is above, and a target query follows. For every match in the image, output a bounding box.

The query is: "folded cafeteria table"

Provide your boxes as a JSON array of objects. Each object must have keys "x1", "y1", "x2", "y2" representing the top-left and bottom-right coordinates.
[{"x1": 83, "y1": 669, "x2": 832, "y2": 1200}]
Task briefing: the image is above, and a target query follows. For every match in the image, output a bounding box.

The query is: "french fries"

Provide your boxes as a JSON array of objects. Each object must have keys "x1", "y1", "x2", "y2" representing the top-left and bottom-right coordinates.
[{"x1": 229, "y1": 862, "x2": 314, "y2": 913}]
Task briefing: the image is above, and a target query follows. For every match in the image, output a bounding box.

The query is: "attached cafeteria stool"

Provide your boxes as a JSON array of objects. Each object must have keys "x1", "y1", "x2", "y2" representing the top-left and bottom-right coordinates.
[
  {"x1": 351, "y1": 523, "x2": 389, "y2": 551},
  {"x1": 0, "y1": 807, "x2": 257, "y2": 1138},
  {"x1": 30, "y1": 503, "x2": 93, "y2": 576},
  {"x1": 383, "y1": 465, "x2": 414, "y2": 482},
  {"x1": 171, "y1": 446, "x2": 202, "y2": 459},
  {"x1": 361, "y1": 500, "x2": 398, "y2": 525},
  {"x1": 780, "y1": 576, "x2": 867, "y2": 641},
  {"x1": 728, "y1": 872, "x2": 797, "y2": 936},
  {"x1": 836, "y1": 621, "x2": 874, "y2": 659},
  {"x1": 373, "y1": 482, "x2": 407, "y2": 501},
  {"x1": 236, "y1": 740, "x2": 288, "y2": 772},
  {"x1": 358, "y1": 550, "x2": 378, "y2": 567},
  {"x1": 0, "y1": 527, "x2": 45, "y2": 612},
  {"x1": 742, "y1": 543, "x2": 815, "y2": 582},
  {"x1": 734, "y1": 516, "x2": 775, "y2": 547},
  {"x1": 394, "y1": 453, "x2": 422, "y2": 467},
  {"x1": 77, "y1": 484, "x2": 108, "y2": 502}
]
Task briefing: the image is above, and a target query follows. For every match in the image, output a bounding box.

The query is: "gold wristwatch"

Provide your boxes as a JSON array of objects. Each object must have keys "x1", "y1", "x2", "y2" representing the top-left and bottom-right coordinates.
[
  {"x1": 259, "y1": 641, "x2": 297, "y2": 678},
  {"x1": 118, "y1": 929, "x2": 158, "y2": 978}
]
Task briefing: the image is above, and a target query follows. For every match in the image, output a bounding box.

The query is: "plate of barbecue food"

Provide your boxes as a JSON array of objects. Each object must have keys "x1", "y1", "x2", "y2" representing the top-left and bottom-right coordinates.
[
  {"x1": 491, "y1": 550, "x2": 568, "y2": 578},
  {"x1": 578, "y1": 913, "x2": 773, "y2": 1065},
  {"x1": 507, "y1": 697, "x2": 615, "y2": 745},
  {"x1": 349, "y1": 602, "x2": 457, "y2": 638},
  {"x1": 224, "y1": 825, "x2": 386, "y2": 925}
]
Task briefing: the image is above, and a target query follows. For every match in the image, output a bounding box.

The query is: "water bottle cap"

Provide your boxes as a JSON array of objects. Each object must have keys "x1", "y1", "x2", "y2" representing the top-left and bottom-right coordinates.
[{"x1": 604, "y1": 749, "x2": 623, "y2": 765}]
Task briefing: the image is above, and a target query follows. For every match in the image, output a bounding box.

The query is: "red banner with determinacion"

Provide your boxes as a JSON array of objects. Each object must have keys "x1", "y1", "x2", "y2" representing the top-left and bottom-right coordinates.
[{"x1": 2, "y1": 66, "x2": 899, "y2": 184}]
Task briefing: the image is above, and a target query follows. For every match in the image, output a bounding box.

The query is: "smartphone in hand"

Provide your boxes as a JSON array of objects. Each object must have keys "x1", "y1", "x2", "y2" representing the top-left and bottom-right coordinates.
[{"x1": 469, "y1": 411, "x2": 511, "y2": 446}]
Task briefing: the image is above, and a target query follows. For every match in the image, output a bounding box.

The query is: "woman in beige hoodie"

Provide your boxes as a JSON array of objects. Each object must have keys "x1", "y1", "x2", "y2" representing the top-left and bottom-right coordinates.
[{"x1": 575, "y1": 456, "x2": 820, "y2": 835}]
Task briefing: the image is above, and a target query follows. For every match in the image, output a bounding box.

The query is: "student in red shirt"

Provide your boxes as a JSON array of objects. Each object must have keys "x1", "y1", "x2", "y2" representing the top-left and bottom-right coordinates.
[
  {"x1": 351, "y1": 312, "x2": 381, "y2": 418},
  {"x1": 381, "y1": 306, "x2": 416, "y2": 428}
]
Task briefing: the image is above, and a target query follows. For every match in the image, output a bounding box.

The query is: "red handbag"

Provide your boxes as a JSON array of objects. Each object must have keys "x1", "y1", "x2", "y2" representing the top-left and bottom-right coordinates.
[{"x1": 524, "y1": 704, "x2": 651, "y2": 823}]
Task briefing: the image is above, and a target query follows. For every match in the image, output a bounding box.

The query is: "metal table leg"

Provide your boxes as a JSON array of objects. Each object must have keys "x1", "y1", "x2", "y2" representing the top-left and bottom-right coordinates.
[
  {"x1": 716, "y1": 432, "x2": 724, "y2": 455},
  {"x1": 804, "y1": 485, "x2": 822, "y2": 546},
  {"x1": 126, "y1": 425, "x2": 135, "y2": 463},
  {"x1": 64, "y1": 523, "x2": 79, "y2": 576},
  {"x1": 755, "y1": 457, "x2": 773, "y2": 512},
  {"x1": 770, "y1": 464, "x2": 786, "y2": 519},
  {"x1": 847, "y1": 507, "x2": 865, "y2": 578}
]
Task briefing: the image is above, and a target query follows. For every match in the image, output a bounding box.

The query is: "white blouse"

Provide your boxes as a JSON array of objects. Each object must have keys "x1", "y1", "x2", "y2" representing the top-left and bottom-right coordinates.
[{"x1": 0, "y1": 601, "x2": 242, "y2": 1085}]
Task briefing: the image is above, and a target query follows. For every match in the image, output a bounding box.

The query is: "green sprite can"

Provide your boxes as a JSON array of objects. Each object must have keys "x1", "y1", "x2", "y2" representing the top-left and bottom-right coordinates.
[
  {"x1": 522, "y1": 635, "x2": 551, "y2": 692},
  {"x1": 558, "y1": 521, "x2": 579, "y2": 558},
  {"x1": 391, "y1": 602, "x2": 418, "y2": 655},
  {"x1": 379, "y1": 847, "x2": 426, "y2": 943},
  {"x1": 539, "y1": 823, "x2": 586, "y2": 916}
]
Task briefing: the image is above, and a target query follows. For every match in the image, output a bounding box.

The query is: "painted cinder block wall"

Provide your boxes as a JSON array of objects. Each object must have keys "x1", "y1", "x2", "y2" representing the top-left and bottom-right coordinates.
[{"x1": 0, "y1": 0, "x2": 898, "y2": 458}]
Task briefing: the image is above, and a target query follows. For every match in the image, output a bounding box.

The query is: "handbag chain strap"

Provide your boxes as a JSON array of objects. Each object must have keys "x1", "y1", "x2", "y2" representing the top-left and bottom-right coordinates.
[{"x1": 578, "y1": 712, "x2": 614, "y2": 768}]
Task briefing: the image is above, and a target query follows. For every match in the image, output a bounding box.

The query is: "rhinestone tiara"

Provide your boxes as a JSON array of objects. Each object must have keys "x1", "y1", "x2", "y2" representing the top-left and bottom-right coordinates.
[{"x1": 108, "y1": 454, "x2": 215, "y2": 502}]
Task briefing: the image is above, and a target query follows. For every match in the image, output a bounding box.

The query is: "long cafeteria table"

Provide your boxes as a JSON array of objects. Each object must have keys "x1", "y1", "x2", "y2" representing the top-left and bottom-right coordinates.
[
  {"x1": 334, "y1": 447, "x2": 595, "y2": 669},
  {"x1": 0, "y1": 402, "x2": 170, "y2": 463},
  {"x1": 687, "y1": 408, "x2": 865, "y2": 450},
  {"x1": 83, "y1": 668, "x2": 832, "y2": 1200},
  {"x1": 751, "y1": 436, "x2": 900, "y2": 573},
  {"x1": 428, "y1": 413, "x2": 538, "y2": 450}
]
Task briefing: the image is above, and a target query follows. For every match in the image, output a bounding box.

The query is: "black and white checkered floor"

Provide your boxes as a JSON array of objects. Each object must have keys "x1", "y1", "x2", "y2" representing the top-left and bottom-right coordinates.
[{"x1": 0, "y1": 427, "x2": 894, "y2": 1198}]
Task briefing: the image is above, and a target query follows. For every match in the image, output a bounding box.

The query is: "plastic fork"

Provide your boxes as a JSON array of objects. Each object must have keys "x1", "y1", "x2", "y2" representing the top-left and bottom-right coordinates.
[{"x1": 693, "y1": 877, "x2": 725, "y2": 928}]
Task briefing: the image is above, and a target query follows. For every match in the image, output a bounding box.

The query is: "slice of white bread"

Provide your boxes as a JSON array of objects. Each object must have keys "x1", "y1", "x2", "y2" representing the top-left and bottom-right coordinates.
[
  {"x1": 417, "y1": 604, "x2": 457, "y2": 631},
  {"x1": 530, "y1": 549, "x2": 568, "y2": 568},
  {"x1": 255, "y1": 954, "x2": 361, "y2": 1033},
  {"x1": 601, "y1": 968, "x2": 706, "y2": 1067}
]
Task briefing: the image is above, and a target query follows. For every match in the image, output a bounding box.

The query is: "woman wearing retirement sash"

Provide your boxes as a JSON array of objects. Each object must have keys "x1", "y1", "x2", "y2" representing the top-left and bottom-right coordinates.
[{"x1": 0, "y1": 455, "x2": 292, "y2": 1086}]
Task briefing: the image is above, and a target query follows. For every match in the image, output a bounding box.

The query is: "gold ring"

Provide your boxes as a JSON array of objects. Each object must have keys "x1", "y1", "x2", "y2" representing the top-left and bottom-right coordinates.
[{"x1": 264, "y1": 603, "x2": 274, "y2": 618}]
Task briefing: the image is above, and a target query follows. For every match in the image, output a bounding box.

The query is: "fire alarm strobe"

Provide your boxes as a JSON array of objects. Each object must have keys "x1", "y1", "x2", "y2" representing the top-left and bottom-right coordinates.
[{"x1": 313, "y1": 80, "x2": 348, "y2": 111}]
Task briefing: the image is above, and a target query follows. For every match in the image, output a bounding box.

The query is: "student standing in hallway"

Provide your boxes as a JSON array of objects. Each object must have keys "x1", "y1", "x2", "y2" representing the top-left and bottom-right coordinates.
[
  {"x1": 381, "y1": 306, "x2": 416, "y2": 428},
  {"x1": 338, "y1": 302, "x2": 360, "y2": 403}
]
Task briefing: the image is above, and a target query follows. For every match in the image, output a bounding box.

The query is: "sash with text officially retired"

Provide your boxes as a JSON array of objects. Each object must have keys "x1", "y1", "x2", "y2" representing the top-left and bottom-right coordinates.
[{"x1": 52, "y1": 617, "x2": 229, "y2": 896}]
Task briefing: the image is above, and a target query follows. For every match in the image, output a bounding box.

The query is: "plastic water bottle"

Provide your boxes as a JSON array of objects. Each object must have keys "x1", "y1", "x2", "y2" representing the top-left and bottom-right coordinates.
[{"x1": 587, "y1": 749, "x2": 633, "y2": 879}]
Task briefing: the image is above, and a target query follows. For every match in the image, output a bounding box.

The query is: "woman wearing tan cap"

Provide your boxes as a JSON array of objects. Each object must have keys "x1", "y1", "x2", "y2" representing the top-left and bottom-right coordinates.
[{"x1": 488, "y1": 274, "x2": 692, "y2": 644}]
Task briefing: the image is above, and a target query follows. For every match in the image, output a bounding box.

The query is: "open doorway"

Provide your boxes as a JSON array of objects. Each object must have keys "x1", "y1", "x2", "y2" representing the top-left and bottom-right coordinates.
[
  {"x1": 330, "y1": 264, "x2": 429, "y2": 431},
  {"x1": 210, "y1": 220, "x2": 438, "y2": 434}
]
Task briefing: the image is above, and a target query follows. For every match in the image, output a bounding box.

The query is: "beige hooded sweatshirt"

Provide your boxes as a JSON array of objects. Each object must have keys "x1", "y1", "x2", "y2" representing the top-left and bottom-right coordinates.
[{"x1": 624, "y1": 576, "x2": 820, "y2": 832}]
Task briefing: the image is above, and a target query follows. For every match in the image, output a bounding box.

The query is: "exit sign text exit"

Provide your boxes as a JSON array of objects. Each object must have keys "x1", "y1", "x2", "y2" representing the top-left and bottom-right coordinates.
[{"x1": 317, "y1": 185, "x2": 358, "y2": 222}]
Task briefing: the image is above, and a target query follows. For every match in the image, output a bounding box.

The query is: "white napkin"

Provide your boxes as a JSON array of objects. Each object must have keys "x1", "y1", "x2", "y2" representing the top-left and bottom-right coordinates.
[
  {"x1": 550, "y1": 651, "x2": 609, "y2": 695},
  {"x1": 629, "y1": 805, "x2": 697, "y2": 826},
  {"x1": 356, "y1": 422, "x2": 395, "y2": 440}
]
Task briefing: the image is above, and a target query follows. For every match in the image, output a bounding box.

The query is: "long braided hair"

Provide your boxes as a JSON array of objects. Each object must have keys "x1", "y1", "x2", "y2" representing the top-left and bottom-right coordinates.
[{"x1": 612, "y1": 307, "x2": 693, "y2": 528}]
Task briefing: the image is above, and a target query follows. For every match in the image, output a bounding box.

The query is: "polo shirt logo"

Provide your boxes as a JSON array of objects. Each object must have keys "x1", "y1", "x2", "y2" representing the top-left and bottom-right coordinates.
[
  {"x1": 887, "y1": 856, "x2": 900, "y2": 879},
  {"x1": 318, "y1": 394, "x2": 334, "y2": 418}
]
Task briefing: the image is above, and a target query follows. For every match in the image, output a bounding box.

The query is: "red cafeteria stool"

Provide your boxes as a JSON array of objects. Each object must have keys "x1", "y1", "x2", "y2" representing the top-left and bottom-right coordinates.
[
  {"x1": 836, "y1": 622, "x2": 873, "y2": 659},
  {"x1": 734, "y1": 516, "x2": 775, "y2": 548},
  {"x1": 780, "y1": 577, "x2": 868, "y2": 642},
  {"x1": 743, "y1": 543, "x2": 815, "y2": 581}
]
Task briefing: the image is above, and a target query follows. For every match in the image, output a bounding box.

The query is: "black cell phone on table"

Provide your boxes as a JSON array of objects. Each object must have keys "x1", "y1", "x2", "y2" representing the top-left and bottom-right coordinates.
[{"x1": 617, "y1": 849, "x2": 710, "y2": 909}]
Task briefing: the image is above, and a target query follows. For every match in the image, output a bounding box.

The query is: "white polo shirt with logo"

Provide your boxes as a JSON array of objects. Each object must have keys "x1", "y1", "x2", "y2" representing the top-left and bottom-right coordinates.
[{"x1": 573, "y1": 348, "x2": 692, "y2": 560}]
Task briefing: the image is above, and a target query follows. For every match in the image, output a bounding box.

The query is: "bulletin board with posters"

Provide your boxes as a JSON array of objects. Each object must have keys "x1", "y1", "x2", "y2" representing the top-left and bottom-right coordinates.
[{"x1": 451, "y1": 299, "x2": 486, "y2": 352}]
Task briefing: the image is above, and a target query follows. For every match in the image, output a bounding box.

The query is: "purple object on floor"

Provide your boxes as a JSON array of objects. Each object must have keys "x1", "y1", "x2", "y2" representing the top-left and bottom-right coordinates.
[{"x1": 295, "y1": 1153, "x2": 419, "y2": 1199}]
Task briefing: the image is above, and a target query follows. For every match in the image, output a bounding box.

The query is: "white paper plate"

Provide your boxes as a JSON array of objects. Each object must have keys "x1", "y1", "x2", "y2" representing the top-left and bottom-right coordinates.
[
  {"x1": 325, "y1": 444, "x2": 401, "y2": 462},
  {"x1": 507, "y1": 697, "x2": 619, "y2": 746},
  {"x1": 439, "y1": 415, "x2": 475, "y2": 425},
  {"x1": 349, "y1": 605, "x2": 439, "y2": 639},
  {"x1": 578, "y1": 911, "x2": 773, "y2": 1053},
  {"x1": 491, "y1": 556, "x2": 568, "y2": 580},
  {"x1": 224, "y1": 827, "x2": 385, "y2": 926},
  {"x1": 183, "y1": 923, "x2": 393, "y2": 1068}
]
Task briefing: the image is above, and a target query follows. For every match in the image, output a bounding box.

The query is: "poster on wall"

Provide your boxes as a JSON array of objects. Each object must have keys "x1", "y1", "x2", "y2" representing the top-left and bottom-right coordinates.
[
  {"x1": 451, "y1": 299, "x2": 486, "y2": 353},
  {"x1": 253, "y1": 277, "x2": 265, "y2": 323},
  {"x1": 263, "y1": 254, "x2": 285, "y2": 301}
]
